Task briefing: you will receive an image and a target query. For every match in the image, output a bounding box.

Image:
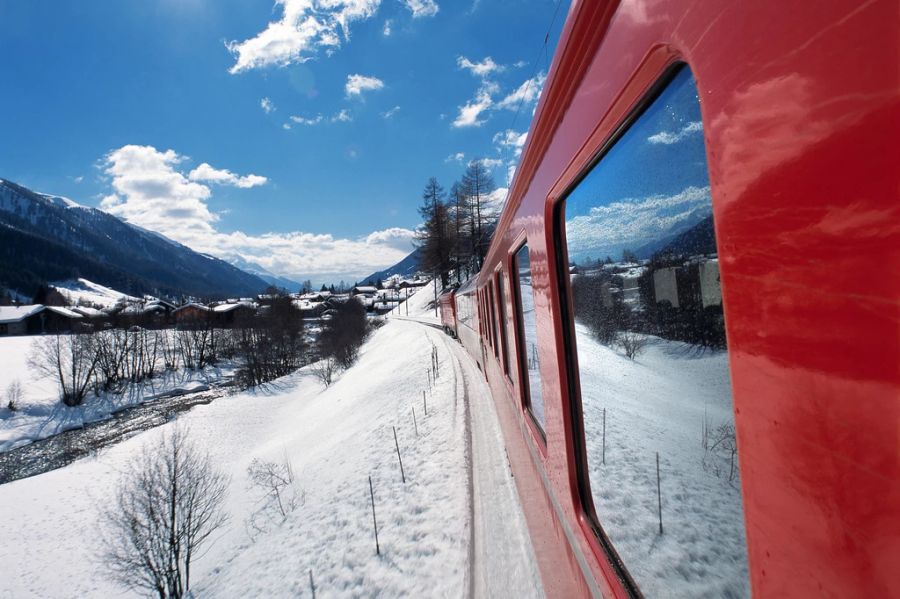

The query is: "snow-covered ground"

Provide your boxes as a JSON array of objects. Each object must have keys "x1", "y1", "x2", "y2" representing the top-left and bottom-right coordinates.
[
  {"x1": 575, "y1": 322, "x2": 749, "y2": 598},
  {"x1": 0, "y1": 334, "x2": 232, "y2": 452},
  {"x1": 0, "y1": 300, "x2": 542, "y2": 597}
]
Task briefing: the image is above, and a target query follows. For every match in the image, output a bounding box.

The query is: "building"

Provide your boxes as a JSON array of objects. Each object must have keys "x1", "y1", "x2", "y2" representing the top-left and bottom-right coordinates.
[{"x1": 0, "y1": 305, "x2": 46, "y2": 336}]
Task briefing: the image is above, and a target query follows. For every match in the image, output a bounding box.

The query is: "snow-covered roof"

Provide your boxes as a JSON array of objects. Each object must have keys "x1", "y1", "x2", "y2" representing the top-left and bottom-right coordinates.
[
  {"x1": 213, "y1": 303, "x2": 254, "y2": 313},
  {"x1": 71, "y1": 306, "x2": 104, "y2": 318},
  {"x1": 0, "y1": 304, "x2": 45, "y2": 324},
  {"x1": 352, "y1": 286, "x2": 378, "y2": 294},
  {"x1": 44, "y1": 306, "x2": 83, "y2": 319}
]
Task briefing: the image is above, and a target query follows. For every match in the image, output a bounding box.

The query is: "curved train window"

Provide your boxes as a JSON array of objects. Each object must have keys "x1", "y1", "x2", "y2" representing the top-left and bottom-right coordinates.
[
  {"x1": 496, "y1": 271, "x2": 511, "y2": 376},
  {"x1": 559, "y1": 67, "x2": 749, "y2": 597},
  {"x1": 489, "y1": 282, "x2": 500, "y2": 358},
  {"x1": 513, "y1": 244, "x2": 545, "y2": 432}
]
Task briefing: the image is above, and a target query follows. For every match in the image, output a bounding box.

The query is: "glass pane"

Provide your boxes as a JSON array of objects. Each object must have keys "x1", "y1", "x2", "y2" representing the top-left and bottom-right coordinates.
[
  {"x1": 497, "y1": 272, "x2": 510, "y2": 375},
  {"x1": 515, "y1": 244, "x2": 545, "y2": 430},
  {"x1": 563, "y1": 67, "x2": 749, "y2": 597},
  {"x1": 489, "y1": 284, "x2": 500, "y2": 357}
]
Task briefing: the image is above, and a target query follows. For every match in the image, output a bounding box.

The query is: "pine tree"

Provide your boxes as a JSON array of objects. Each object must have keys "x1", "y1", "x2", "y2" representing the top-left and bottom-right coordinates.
[
  {"x1": 461, "y1": 160, "x2": 496, "y2": 270},
  {"x1": 415, "y1": 177, "x2": 454, "y2": 288}
]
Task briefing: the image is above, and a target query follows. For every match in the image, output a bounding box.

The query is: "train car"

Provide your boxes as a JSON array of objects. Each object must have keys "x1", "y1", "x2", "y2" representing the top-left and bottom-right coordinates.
[
  {"x1": 438, "y1": 289, "x2": 458, "y2": 337},
  {"x1": 451, "y1": 0, "x2": 899, "y2": 597}
]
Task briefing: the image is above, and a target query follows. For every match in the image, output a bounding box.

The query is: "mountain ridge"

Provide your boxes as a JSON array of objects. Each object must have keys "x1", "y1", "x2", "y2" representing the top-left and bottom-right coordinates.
[{"x1": 0, "y1": 178, "x2": 269, "y2": 299}]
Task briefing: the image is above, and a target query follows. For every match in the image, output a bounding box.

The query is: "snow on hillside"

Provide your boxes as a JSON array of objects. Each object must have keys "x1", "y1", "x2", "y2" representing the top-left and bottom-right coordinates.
[
  {"x1": 0, "y1": 320, "x2": 474, "y2": 598},
  {"x1": 50, "y1": 278, "x2": 139, "y2": 308},
  {"x1": 399, "y1": 279, "x2": 441, "y2": 323}
]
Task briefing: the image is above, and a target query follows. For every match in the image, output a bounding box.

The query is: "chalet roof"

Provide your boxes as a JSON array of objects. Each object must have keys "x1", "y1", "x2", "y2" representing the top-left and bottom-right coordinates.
[
  {"x1": 212, "y1": 302, "x2": 254, "y2": 313},
  {"x1": 173, "y1": 302, "x2": 210, "y2": 313},
  {"x1": 0, "y1": 304, "x2": 45, "y2": 324},
  {"x1": 352, "y1": 286, "x2": 378, "y2": 294}
]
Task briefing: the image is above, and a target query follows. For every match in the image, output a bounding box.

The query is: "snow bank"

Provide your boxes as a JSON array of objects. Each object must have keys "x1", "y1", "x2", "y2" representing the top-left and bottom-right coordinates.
[{"x1": 0, "y1": 320, "x2": 473, "y2": 598}]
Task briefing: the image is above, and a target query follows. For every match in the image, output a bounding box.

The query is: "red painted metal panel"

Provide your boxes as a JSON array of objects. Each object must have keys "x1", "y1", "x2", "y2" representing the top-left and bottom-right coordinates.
[{"x1": 456, "y1": 0, "x2": 900, "y2": 597}]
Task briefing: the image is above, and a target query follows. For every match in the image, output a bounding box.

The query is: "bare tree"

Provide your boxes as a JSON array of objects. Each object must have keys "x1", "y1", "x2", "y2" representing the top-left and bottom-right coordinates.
[
  {"x1": 5, "y1": 379, "x2": 22, "y2": 411},
  {"x1": 99, "y1": 427, "x2": 229, "y2": 598},
  {"x1": 618, "y1": 330, "x2": 649, "y2": 360},
  {"x1": 246, "y1": 457, "x2": 303, "y2": 539},
  {"x1": 29, "y1": 333, "x2": 99, "y2": 406},
  {"x1": 310, "y1": 356, "x2": 338, "y2": 388}
]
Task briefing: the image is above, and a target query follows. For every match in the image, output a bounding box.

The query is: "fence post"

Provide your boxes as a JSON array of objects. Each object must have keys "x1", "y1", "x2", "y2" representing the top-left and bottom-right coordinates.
[
  {"x1": 412, "y1": 407, "x2": 418, "y2": 436},
  {"x1": 393, "y1": 426, "x2": 406, "y2": 483},
  {"x1": 368, "y1": 475, "x2": 380, "y2": 555},
  {"x1": 656, "y1": 452, "x2": 663, "y2": 535}
]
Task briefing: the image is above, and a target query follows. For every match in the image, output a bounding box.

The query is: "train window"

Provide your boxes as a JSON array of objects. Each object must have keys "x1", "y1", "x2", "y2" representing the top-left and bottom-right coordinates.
[
  {"x1": 496, "y1": 271, "x2": 511, "y2": 376},
  {"x1": 559, "y1": 67, "x2": 749, "y2": 597},
  {"x1": 513, "y1": 243, "x2": 545, "y2": 432},
  {"x1": 489, "y1": 283, "x2": 500, "y2": 358}
]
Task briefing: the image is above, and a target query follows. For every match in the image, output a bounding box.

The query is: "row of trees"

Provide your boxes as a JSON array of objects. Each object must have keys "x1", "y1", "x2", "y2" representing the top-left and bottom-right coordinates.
[
  {"x1": 416, "y1": 160, "x2": 500, "y2": 288},
  {"x1": 29, "y1": 292, "x2": 379, "y2": 406}
]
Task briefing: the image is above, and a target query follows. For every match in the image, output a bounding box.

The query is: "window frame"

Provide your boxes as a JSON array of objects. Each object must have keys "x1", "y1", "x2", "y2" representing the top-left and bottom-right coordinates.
[
  {"x1": 511, "y1": 240, "x2": 547, "y2": 442},
  {"x1": 552, "y1": 63, "x2": 708, "y2": 596},
  {"x1": 495, "y1": 268, "x2": 511, "y2": 378}
]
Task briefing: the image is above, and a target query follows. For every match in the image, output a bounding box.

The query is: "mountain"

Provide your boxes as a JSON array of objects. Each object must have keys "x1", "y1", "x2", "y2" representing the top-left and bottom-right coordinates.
[
  {"x1": 360, "y1": 247, "x2": 422, "y2": 284},
  {"x1": 225, "y1": 255, "x2": 303, "y2": 292},
  {"x1": 0, "y1": 178, "x2": 269, "y2": 299}
]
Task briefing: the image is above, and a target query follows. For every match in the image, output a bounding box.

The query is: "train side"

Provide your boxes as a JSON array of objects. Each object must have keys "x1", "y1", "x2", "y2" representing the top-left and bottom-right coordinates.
[
  {"x1": 449, "y1": 0, "x2": 900, "y2": 597},
  {"x1": 438, "y1": 290, "x2": 457, "y2": 337}
]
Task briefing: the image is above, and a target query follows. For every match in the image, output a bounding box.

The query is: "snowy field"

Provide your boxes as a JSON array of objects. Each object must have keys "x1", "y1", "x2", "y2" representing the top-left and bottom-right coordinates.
[
  {"x1": 0, "y1": 319, "x2": 476, "y2": 598},
  {"x1": 575, "y1": 322, "x2": 750, "y2": 598},
  {"x1": 51, "y1": 278, "x2": 139, "y2": 308},
  {"x1": 0, "y1": 334, "x2": 232, "y2": 452}
]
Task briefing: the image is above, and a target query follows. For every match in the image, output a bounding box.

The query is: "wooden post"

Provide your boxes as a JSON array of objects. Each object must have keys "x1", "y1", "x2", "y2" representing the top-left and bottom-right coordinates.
[
  {"x1": 393, "y1": 426, "x2": 406, "y2": 483},
  {"x1": 368, "y1": 475, "x2": 380, "y2": 555},
  {"x1": 656, "y1": 452, "x2": 663, "y2": 535},
  {"x1": 309, "y1": 569, "x2": 316, "y2": 599},
  {"x1": 602, "y1": 408, "x2": 606, "y2": 465},
  {"x1": 423, "y1": 390, "x2": 427, "y2": 415},
  {"x1": 412, "y1": 406, "x2": 418, "y2": 436}
]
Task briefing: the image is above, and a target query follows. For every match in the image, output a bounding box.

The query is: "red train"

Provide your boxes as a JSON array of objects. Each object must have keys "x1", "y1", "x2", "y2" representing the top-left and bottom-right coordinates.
[{"x1": 439, "y1": 0, "x2": 899, "y2": 597}]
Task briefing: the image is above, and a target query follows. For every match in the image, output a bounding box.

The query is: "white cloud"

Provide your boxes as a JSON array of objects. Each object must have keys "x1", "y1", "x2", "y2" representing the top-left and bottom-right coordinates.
[
  {"x1": 496, "y1": 72, "x2": 546, "y2": 110},
  {"x1": 647, "y1": 121, "x2": 703, "y2": 145},
  {"x1": 493, "y1": 129, "x2": 527, "y2": 156},
  {"x1": 282, "y1": 123, "x2": 292, "y2": 130},
  {"x1": 381, "y1": 105, "x2": 401, "y2": 119},
  {"x1": 452, "y1": 81, "x2": 498, "y2": 128},
  {"x1": 345, "y1": 73, "x2": 384, "y2": 97},
  {"x1": 100, "y1": 145, "x2": 219, "y2": 239},
  {"x1": 382, "y1": 19, "x2": 392, "y2": 35},
  {"x1": 226, "y1": 0, "x2": 381, "y2": 74},
  {"x1": 98, "y1": 144, "x2": 417, "y2": 282},
  {"x1": 445, "y1": 152, "x2": 465, "y2": 163},
  {"x1": 452, "y1": 72, "x2": 544, "y2": 129},
  {"x1": 477, "y1": 157, "x2": 503, "y2": 170},
  {"x1": 260, "y1": 97, "x2": 276, "y2": 113},
  {"x1": 403, "y1": 0, "x2": 439, "y2": 18},
  {"x1": 456, "y1": 55, "x2": 503, "y2": 77},
  {"x1": 331, "y1": 109, "x2": 352, "y2": 122},
  {"x1": 288, "y1": 109, "x2": 350, "y2": 125},
  {"x1": 73, "y1": 176, "x2": 84, "y2": 183},
  {"x1": 290, "y1": 114, "x2": 323, "y2": 125},
  {"x1": 188, "y1": 163, "x2": 268, "y2": 188}
]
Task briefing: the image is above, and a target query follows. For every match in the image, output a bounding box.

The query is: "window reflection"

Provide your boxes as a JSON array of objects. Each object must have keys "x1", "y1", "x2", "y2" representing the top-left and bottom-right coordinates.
[
  {"x1": 514, "y1": 244, "x2": 545, "y2": 431},
  {"x1": 563, "y1": 67, "x2": 749, "y2": 598}
]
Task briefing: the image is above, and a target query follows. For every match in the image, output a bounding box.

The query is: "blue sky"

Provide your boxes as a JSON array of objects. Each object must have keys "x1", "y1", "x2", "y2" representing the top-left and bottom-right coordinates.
[{"x1": 0, "y1": 0, "x2": 567, "y2": 284}]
